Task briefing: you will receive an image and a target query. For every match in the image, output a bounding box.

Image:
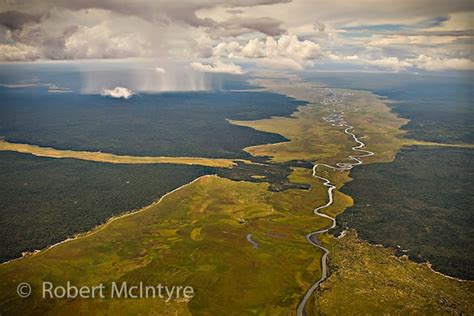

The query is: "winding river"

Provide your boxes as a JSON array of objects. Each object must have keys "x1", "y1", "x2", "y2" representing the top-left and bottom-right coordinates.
[
  {"x1": 296, "y1": 110, "x2": 375, "y2": 316},
  {"x1": 246, "y1": 233, "x2": 259, "y2": 249}
]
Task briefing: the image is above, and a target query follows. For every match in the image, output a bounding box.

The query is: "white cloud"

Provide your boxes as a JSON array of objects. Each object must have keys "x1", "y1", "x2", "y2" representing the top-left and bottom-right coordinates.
[
  {"x1": 213, "y1": 34, "x2": 322, "y2": 70},
  {"x1": 329, "y1": 53, "x2": 474, "y2": 72},
  {"x1": 365, "y1": 57, "x2": 413, "y2": 71},
  {"x1": 101, "y1": 87, "x2": 135, "y2": 99},
  {"x1": 0, "y1": 0, "x2": 472, "y2": 73},
  {"x1": 329, "y1": 54, "x2": 360, "y2": 61},
  {"x1": 330, "y1": 54, "x2": 412, "y2": 71},
  {"x1": 369, "y1": 35, "x2": 462, "y2": 46},
  {"x1": 64, "y1": 22, "x2": 151, "y2": 59},
  {"x1": 155, "y1": 67, "x2": 166, "y2": 74},
  {"x1": 0, "y1": 43, "x2": 40, "y2": 61},
  {"x1": 213, "y1": 41, "x2": 241, "y2": 58},
  {"x1": 408, "y1": 55, "x2": 474, "y2": 71},
  {"x1": 259, "y1": 56, "x2": 307, "y2": 70},
  {"x1": 190, "y1": 60, "x2": 244, "y2": 74}
]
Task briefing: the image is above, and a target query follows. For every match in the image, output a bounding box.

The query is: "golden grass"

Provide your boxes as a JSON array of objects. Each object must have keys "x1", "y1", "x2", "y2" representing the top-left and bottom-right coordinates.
[
  {"x1": 0, "y1": 139, "x2": 240, "y2": 168},
  {"x1": 403, "y1": 139, "x2": 474, "y2": 148}
]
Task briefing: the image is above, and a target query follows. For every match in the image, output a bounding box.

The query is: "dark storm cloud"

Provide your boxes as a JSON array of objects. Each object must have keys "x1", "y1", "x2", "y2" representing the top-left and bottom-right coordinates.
[
  {"x1": 0, "y1": 10, "x2": 45, "y2": 30},
  {"x1": 0, "y1": 0, "x2": 290, "y2": 61},
  {"x1": 3, "y1": 0, "x2": 291, "y2": 28},
  {"x1": 215, "y1": 16, "x2": 285, "y2": 37}
]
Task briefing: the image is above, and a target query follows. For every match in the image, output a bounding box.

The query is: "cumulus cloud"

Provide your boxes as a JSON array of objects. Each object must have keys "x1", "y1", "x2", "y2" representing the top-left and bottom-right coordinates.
[
  {"x1": 64, "y1": 22, "x2": 151, "y2": 59},
  {"x1": 329, "y1": 53, "x2": 412, "y2": 71},
  {"x1": 329, "y1": 53, "x2": 474, "y2": 72},
  {"x1": 0, "y1": 43, "x2": 40, "y2": 61},
  {"x1": 328, "y1": 54, "x2": 360, "y2": 61},
  {"x1": 365, "y1": 57, "x2": 413, "y2": 71},
  {"x1": 213, "y1": 34, "x2": 323, "y2": 70},
  {"x1": 0, "y1": 0, "x2": 289, "y2": 61},
  {"x1": 0, "y1": 0, "x2": 472, "y2": 73},
  {"x1": 101, "y1": 87, "x2": 135, "y2": 99},
  {"x1": 408, "y1": 54, "x2": 474, "y2": 71},
  {"x1": 190, "y1": 60, "x2": 244, "y2": 74}
]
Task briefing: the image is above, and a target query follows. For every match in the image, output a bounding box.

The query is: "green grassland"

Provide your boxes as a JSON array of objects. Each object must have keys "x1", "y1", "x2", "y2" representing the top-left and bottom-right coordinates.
[
  {"x1": 231, "y1": 77, "x2": 409, "y2": 165},
  {"x1": 0, "y1": 149, "x2": 309, "y2": 264},
  {"x1": 229, "y1": 76, "x2": 474, "y2": 314},
  {"x1": 0, "y1": 170, "x2": 332, "y2": 315},
  {"x1": 310, "y1": 231, "x2": 474, "y2": 315}
]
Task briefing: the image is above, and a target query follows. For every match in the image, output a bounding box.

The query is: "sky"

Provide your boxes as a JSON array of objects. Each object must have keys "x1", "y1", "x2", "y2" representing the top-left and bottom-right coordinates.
[{"x1": 0, "y1": 0, "x2": 473, "y2": 73}]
